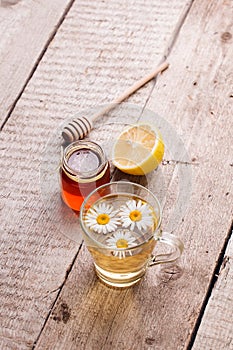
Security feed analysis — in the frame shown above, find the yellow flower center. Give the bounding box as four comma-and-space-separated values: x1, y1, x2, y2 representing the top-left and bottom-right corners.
129, 210, 142, 222
96, 213, 110, 225
116, 239, 129, 249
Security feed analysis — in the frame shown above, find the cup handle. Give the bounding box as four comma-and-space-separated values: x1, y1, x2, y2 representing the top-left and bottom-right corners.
149, 232, 184, 266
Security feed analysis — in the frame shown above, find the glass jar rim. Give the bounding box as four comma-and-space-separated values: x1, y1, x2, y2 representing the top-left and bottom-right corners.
62, 140, 108, 179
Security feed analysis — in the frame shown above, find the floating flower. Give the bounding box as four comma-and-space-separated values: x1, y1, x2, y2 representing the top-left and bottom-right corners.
119, 199, 154, 231
106, 230, 137, 258
84, 202, 120, 234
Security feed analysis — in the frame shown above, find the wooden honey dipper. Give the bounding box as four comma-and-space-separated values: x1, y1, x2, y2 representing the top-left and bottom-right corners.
62, 61, 169, 142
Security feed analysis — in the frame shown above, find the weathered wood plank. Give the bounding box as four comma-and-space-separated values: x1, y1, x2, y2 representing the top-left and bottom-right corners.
0, 0, 73, 127
34, 0, 233, 350
147, 0, 233, 348
0, 0, 190, 349
192, 232, 233, 350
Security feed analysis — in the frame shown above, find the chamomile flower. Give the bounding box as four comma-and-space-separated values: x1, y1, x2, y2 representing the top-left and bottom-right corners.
119, 199, 154, 231
106, 230, 137, 259
84, 202, 120, 234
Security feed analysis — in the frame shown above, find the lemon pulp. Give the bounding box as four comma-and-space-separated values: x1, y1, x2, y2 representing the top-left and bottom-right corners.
112, 123, 164, 175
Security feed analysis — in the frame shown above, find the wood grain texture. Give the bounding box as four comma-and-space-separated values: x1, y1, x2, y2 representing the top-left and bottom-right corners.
147, 0, 233, 348
34, 0, 233, 350
0, 0, 190, 349
192, 234, 233, 349
0, 0, 74, 127
0, 0, 21, 6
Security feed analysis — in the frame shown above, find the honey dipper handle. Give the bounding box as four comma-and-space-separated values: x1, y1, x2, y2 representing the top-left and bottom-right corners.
91, 61, 169, 122
113, 61, 169, 104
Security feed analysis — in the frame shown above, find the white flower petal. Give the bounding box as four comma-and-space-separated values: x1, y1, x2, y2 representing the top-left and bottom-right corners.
105, 230, 137, 252
119, 198, 154, 232
136, 199, 143, 209
126, 200, 136, 211
130, 222, 136, 230
84, 202, 121, 234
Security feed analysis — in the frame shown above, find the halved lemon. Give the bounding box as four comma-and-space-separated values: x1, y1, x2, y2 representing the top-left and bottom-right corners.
112, 123, 164, 175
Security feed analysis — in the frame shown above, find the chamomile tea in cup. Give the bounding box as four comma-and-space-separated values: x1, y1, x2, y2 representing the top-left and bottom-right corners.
80, 181, 184, 288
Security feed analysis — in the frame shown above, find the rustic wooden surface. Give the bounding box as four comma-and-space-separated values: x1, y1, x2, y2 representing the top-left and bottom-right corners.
0, 0, 232, 349
147, 1, 233, 349
193, 235, 233, 349
0, 0, 74, 127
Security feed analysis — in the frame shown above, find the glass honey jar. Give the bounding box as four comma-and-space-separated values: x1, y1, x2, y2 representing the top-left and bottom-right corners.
60, 140, 110, 212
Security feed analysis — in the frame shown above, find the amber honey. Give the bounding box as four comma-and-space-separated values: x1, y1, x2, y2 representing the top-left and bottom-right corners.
60, 140, 110, 212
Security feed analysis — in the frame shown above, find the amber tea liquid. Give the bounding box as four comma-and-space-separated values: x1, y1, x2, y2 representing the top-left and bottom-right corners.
83, 193, 158, 287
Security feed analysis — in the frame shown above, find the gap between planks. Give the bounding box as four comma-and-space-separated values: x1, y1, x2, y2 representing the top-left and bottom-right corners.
31, 0, 196, 348
32, 242, 84, 350
141, 0, 195, 114
143, 0, 233, 348
0, 0, 76, 132
186, 221, 233, 349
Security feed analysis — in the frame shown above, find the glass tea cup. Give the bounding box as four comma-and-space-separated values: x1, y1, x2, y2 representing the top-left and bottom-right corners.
80, 181, 184, 288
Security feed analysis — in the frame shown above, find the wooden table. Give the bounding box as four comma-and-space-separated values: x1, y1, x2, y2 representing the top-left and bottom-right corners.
0, 0, 232, 349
